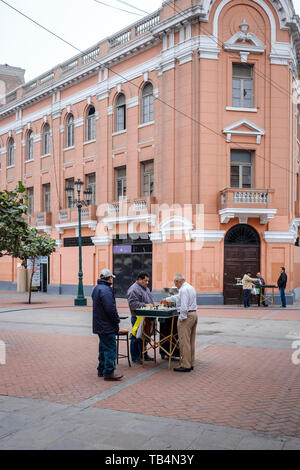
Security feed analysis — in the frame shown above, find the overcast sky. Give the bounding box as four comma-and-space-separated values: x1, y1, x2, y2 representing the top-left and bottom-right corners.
1, 0, 300, 83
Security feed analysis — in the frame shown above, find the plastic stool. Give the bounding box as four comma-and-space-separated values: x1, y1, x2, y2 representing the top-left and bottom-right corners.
116, 329, 131, 367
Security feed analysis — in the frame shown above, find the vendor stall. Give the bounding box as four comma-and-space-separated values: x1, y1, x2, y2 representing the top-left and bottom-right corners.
135, 306, 179, 370
260, 285, 277, 307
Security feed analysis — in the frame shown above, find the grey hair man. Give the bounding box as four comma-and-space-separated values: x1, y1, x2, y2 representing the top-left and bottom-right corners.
166, 273, 198, 372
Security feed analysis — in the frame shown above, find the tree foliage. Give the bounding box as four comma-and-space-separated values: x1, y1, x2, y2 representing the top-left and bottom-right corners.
0, 182, 56, 303
0, 181, 30, 258
18, 228, 56, 303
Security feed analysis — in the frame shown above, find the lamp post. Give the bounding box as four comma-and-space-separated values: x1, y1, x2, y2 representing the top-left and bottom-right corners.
65, 179, 92, 306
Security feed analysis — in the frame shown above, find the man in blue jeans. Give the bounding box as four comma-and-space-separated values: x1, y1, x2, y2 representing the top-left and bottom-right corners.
92, 269, 123, 381
277, 267, 288, 308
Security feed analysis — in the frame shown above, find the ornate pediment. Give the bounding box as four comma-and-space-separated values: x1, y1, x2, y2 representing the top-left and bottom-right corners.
224, 19, 266, 62
223, 119, 265, 144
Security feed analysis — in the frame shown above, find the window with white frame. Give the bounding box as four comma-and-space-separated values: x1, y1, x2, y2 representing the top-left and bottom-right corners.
43, 183, 51, 212
115, 166, 126, 199
141, 83, 154, 124
86, 173, 96, 205
8, 137, 14, 167
27, 187, 34, 215
86, 106, 96, 141
66, 114, 74, 148
232, 63, 253, 108
27, 130, 34, 161
230, 150, 253, 188
115, 93, 126, 132
43, 123, 51, 155
141, 160, 154, 196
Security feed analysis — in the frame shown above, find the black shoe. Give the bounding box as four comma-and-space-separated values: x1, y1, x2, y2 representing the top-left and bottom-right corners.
132, 359, 143, 364
103, 373, 123, 381
173, 367, 191, 372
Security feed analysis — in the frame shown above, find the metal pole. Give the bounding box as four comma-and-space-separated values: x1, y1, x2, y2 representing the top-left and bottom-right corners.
74, 200, 87, 306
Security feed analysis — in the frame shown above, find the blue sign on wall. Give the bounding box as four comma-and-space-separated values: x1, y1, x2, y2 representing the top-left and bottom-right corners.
113, 245, 132, 254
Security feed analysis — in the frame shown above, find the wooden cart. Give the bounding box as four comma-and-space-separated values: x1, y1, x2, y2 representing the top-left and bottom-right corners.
260, 285, 277, 307
135, 307, 179, 370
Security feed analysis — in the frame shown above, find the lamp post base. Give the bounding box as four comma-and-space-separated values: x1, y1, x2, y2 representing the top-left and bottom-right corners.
74, 297, 87, 306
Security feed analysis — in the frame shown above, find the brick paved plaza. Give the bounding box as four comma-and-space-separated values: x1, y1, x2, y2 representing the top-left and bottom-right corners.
0, 291, 300, 450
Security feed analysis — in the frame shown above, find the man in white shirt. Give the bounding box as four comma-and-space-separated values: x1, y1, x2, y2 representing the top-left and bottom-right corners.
166, 273, 198, 372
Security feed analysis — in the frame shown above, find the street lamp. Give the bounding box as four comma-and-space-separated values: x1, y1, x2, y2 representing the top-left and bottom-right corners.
65, 179, 92, 306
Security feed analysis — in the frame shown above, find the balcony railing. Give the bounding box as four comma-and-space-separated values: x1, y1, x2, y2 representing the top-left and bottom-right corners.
109, 29, 131, 49
35, 212, 52, 226
219, 188, 275, 208
107, 197, 156, 216
135, 13, 160, 36
58, 205, 97, 224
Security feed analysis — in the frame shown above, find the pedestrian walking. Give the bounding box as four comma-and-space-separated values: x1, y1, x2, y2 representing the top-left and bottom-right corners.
92, 268, 123, 381
127, 272, 155, 364
242, 271, 258, 308
165, 273, 198, 372
277, 267, 288, 308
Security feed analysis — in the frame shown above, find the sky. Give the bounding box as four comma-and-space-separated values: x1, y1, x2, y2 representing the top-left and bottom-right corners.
0, 0, 300, 83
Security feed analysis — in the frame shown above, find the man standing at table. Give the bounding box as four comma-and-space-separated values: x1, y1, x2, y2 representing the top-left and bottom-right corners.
127, 272, 155, 364
242, 271, 258, 308
92, 268, 123, 381
277, 267, 288, 308
166, 273, 198, 373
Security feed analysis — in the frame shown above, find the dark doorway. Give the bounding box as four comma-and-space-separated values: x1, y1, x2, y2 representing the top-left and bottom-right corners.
224, 224, 260, 304
113, 234, 152, 298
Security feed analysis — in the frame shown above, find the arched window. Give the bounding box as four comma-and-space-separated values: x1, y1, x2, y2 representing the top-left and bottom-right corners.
43, 123, 50, 155
66, 114, 74, 148
86, 106, 96, 141
8, 137, 15, 167
115, 93, 126, 132
26, 130, 34, 161
141, 82, 154, 124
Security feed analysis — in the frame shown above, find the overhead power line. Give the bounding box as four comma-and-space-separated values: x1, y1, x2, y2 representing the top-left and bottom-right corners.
92, 0, 143, 16
114, 0, 150, 15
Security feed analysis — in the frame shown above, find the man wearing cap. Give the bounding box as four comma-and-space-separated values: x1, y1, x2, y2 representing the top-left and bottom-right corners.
242, 271, 258, 308
92, 269, 123, 381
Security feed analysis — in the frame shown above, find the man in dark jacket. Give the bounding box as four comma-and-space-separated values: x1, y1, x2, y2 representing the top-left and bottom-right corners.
92, 268, 123, 381
127, 272, 154, 364
277, 267, 288, 308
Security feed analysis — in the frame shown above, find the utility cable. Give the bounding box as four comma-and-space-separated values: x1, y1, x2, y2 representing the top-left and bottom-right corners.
92, 0, 143, 16
114, 0, 150, 15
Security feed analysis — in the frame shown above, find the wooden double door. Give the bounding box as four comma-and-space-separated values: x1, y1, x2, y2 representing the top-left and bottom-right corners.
223, 224, 260, 305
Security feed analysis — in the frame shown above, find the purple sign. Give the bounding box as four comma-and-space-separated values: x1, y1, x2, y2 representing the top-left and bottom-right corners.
113, 245, 132, 254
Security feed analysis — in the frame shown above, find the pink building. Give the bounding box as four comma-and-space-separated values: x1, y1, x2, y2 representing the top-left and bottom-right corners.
0, 0, 300, 304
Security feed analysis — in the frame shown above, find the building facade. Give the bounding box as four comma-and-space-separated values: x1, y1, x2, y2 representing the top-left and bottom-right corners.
0, 0, 300, 303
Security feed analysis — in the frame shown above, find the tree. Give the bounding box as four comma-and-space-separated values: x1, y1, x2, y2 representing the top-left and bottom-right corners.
0, 181, 30, 258
0, 182, 56, 303
17, 227, 56, 304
